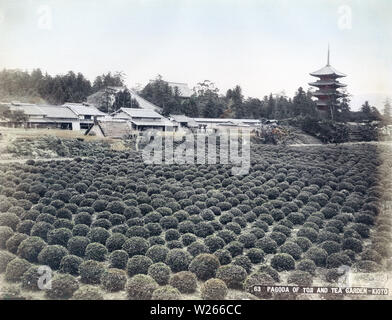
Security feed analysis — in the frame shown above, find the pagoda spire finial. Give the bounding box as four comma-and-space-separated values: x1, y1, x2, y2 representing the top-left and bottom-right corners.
327, 43, 330, 66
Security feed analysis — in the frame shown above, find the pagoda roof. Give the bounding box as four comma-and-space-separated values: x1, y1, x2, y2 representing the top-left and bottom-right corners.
310, 64, 346, 78
309, 80, 347, 87
313, 91, 344, 97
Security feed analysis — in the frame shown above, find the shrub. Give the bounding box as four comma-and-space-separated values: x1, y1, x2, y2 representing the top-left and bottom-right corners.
126, 274, 159, 300
109, 250, 129, 269
16, 220, 35, 235
246, 248, 264, 264
45, 274, 79, 300
67, 236, 90, 257
101, 268, 127, 292
259, 264, 280, 282
105, 233, 127, 252
166, 249, 192, 272
189, 254, 221, 281
72, 286, 104, 300
270, 253, 295, 271
152, 285, 182, 300
225, 241, 244, 257
201, 278, 228, 300
194, 222, 215, 237
165, 229, 180, 241
305, 247, 328, 267
5, 258, 31, 282
87, 227, 110, 245
297, 259, 317, 275
237, 233, 257, 249
244, 272, 275, 299
0, 250, 16, 272
21, 266, 41, 291
30, 221, 54, 241
72, 224, 90, 237
297, 227, 318, 243
47, 228, 72, 247
181, 233, 197, 246
85, 242, 108, 261
233, 255, 252, 274
160, 216, 179, 230
17, 236, 47, 262
122, 237, 149, 257
38, 245, 68, 270
287, 271, 313, 286
169, 271, 198, 293
148, 262, 171, 285
270, 231, 287, 246
79, 260, 105, 284
216, 230, 237, 244
59, 255, 83, 276
214, 249, 232, 266
320, 241, 341, 255
326, 252, 352, 269
0, 226, 14, 249
127, 255, 153, 276
0, 212, 20, 230
74, 212, 92, 226
216, 264, 247, 289
361, 249, 382, 264
280, 241, 302, 260
342, 237, 363, 253
204, 236, 225, 253
6, 233, 28, 254
255, 237, 278, 254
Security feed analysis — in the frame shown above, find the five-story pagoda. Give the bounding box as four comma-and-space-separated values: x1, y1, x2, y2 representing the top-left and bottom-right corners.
309, 47, 347, 118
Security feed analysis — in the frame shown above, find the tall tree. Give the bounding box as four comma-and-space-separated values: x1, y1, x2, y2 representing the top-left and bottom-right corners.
112, 89, 139, 111
383, 98, 391, 124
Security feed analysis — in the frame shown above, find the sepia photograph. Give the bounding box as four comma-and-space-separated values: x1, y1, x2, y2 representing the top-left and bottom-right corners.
0, 0, 391, 309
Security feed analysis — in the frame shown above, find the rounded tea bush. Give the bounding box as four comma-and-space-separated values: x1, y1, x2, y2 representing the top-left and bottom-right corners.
204, 236, 225, 253
165, 249, 192, 272
259, 264, 280, 282
297, 227, 318, 243
224, 241, 244, 257
280, 241, 303, 260
17, 236, 47, 263
297, 259, 317, 275
294, 237, 312, 252
189, 254, 221, 280
79, 260, 105, 284
152, 285, 182, 300
127, 255, 153, 276
305, 247, 328, 267
45, 274, 79, 300
59, 255, 83, 276
105, 233, 127, 252
0, 226, 14, 248
87, 227, 110, 245
21, 266, 40, 291
148, 262, 171, 285
246, 248, 264, 264
233, 255, 252, 274
214, 249, 232, 266
47, 228, 72, 247
38, 245, 68, 270
169, 271, 198, 293
201, 278, 228, 300
6, 233, 28, 254
255, 237, 278, 254
0, 212, 20, 230
5, 258, 31, 282
0, 250, 16, 272
85, 242, 108, 261
101, 268, 127, 292
270, 253, 295, 272
287, 270, 313, 286
109, 250, 129, 269
72, 224, 90, 237
72, 285, 104, 300
216, 264, 247, 289
146, 245, 169, 263
127, 274, 159, 300
326, 253, 352, 269
342, 237, 363, 253
67, 236, 90, 257
122, 237, 149, 257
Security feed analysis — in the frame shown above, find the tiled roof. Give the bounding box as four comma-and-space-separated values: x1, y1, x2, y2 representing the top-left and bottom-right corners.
63, 103, 106, 116
310, 65, 346, 78
119, 108, 163, 119
9, 104, 46, 116
38, 105, 78, 119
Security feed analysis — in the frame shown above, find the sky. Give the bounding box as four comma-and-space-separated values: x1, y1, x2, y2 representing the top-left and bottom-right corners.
0, 0, 391, 110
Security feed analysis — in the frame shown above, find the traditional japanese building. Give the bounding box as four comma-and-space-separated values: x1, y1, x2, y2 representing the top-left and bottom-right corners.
309, 47, 347, 118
